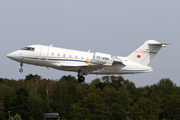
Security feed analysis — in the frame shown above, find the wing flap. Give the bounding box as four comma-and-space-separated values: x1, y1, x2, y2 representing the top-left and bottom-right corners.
80, 66, 103, 75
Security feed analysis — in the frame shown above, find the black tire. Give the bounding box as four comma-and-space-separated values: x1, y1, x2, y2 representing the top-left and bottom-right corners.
19, 69, 23, 73
78, 75, 85, 82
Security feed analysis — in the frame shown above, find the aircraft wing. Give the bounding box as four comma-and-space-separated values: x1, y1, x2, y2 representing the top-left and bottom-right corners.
51, 62, 104, 75
78, 56, 116, 75
51, 56, 126, 75
79, 56, 127, 75
79, 65, 104, 75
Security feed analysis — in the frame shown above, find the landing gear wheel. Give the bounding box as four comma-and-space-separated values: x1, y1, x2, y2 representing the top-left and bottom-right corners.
19, 63, 23, 73
78, 75, 85, 82
19, 69, 23, 73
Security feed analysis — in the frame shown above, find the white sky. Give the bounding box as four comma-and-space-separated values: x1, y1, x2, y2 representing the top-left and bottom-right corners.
1, 1, 179, 87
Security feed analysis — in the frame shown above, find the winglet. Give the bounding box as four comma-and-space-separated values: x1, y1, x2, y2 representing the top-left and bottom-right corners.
103, 56, 116, 66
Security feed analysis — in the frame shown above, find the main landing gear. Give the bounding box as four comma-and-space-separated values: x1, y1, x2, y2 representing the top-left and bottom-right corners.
78, 75, 85, 82
77, 70, 85, 82
19, 63, 23, 73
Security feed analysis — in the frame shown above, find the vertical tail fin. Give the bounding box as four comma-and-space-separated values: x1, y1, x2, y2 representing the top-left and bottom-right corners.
127, 40, 167, 65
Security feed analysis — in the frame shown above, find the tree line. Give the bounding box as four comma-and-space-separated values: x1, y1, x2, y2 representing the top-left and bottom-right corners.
0, 74, 180, 120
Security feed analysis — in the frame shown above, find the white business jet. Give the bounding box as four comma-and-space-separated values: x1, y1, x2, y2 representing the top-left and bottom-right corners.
7, 40, 167, 82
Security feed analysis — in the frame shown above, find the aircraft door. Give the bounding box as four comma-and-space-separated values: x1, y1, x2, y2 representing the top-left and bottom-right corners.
40, 45, 49, 61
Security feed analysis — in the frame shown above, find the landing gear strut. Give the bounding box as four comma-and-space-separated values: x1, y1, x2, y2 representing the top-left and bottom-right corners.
19, 63, 23, 73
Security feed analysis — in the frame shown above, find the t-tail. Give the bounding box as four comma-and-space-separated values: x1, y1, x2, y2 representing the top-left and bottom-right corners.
127, 40, 168, 66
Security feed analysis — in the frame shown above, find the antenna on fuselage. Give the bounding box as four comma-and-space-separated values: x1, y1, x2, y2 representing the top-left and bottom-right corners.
50, 44, 53, 47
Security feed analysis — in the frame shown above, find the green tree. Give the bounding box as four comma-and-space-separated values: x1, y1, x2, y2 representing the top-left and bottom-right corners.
61, 75, 76, 82
51, 75, 81, 119
95, 81, 106, 91
102, 86, 118, 105
4, 87, 17, 119
15, 87, 30, 119
91, 78, 101, 85
0, 78, 4, 83
118, 86, 131, 110
110, 103, 126, 120
25, 74, 39, 82
71, 93, 110, 120
27, 75, 42, 92
123, 79, 138, 101
10, 116, 14, 120
28, 90, 43, 120
150, 78, 176, 98
3, 79, 26, 91
14, 114, 22, 120
71, 104, 91, 120
0, 83, 11, 119
129, 98, 161, 120
160, 95, 180, 119
1, 75, 180, 120
100, 76, 125, 90
110, 76, 125, 90
101, 76, 110, 83
38, 79, 56, 101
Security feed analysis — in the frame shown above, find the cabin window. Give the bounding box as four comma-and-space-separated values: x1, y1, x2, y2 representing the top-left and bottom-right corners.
63, 54, 66, 57
21, 47, 35, 51
87, 57, 89, 60
75, 56, 77, 59
58, 53, 60, 56
52, 52, 54, 55
81, 56, 83, 60
69, 55, 71, 58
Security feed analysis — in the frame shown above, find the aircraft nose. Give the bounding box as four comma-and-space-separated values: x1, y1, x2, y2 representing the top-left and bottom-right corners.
7, 50, 23, 62
7, 52, 18, 60
7, 53, 12, 58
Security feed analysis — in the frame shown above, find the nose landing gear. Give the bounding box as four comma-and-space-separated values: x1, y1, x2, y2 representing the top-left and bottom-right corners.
19, 63, 23, 73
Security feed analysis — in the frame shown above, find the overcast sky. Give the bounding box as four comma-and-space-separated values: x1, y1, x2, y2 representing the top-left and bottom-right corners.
1, 1, 179, 87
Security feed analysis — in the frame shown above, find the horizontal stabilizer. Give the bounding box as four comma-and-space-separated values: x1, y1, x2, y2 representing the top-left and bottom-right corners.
148, 42, 170, 47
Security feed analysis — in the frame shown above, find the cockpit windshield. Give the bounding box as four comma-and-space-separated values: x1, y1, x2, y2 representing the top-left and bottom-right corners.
21, 47, 35, 51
